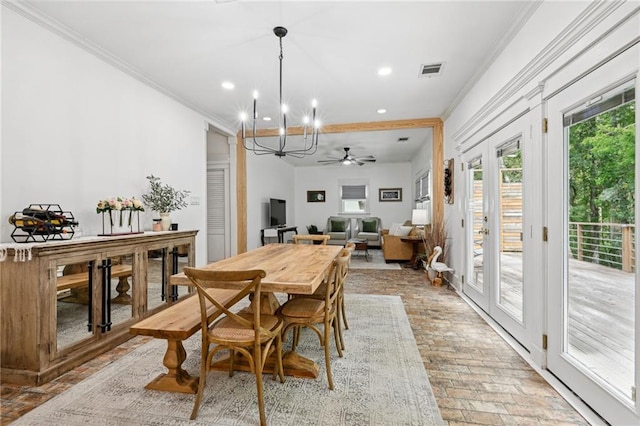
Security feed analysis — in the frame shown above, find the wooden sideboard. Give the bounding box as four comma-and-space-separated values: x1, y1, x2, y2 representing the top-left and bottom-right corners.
0, 231, 197, 385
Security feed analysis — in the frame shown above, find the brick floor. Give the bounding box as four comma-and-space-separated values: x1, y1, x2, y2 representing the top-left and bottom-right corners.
1, 264, 589, 425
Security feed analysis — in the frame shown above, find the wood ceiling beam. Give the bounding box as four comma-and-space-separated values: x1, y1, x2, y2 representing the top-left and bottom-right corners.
236, 117, 444, 253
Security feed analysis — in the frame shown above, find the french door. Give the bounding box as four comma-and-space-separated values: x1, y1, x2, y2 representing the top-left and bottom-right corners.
462, 116, 528, 346
546, 46, 638, 424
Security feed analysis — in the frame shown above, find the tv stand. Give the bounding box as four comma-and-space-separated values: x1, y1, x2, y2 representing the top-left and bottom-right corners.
261, 226, 298, 245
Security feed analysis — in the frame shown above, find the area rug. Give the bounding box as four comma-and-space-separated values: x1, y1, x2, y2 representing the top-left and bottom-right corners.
349, 248, 402, 270
14, 295, 443, 426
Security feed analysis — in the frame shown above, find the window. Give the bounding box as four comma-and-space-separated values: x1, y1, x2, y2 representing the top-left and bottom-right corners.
339, 181, 369, 214
415, 171, 430, 201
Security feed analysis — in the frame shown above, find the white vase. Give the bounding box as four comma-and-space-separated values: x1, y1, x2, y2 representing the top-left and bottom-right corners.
160, 213, 171, 231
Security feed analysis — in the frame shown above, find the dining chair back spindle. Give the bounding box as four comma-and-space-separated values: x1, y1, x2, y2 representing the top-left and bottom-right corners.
184, 267, 285, 425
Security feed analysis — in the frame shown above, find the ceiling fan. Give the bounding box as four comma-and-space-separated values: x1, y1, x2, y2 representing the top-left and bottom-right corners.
317, 147, 376, 166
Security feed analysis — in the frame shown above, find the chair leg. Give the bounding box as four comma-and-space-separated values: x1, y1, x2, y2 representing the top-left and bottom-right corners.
229, 349, 235, 377
324, 320, 334, 390
190, 350, 209, 420
275, 334, 285, 383
333, 318, 343, 358
340, 294, 349, 330
254, 353, 267, 426
336, 312, 345, 352
291, 325, 301, 351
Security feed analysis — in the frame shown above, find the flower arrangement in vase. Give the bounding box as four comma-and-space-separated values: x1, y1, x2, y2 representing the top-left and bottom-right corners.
96, 197, 145, 236
141, 175, 190, 231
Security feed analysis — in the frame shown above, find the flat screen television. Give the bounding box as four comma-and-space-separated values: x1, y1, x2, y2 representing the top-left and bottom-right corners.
269, 198, 286, 227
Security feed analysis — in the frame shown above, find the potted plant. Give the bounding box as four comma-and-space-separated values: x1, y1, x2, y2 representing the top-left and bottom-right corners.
306, 224, 321, 235
141, 175, 190, 231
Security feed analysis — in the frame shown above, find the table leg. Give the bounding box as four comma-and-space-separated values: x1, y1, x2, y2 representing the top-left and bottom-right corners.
144, 339, 199, 394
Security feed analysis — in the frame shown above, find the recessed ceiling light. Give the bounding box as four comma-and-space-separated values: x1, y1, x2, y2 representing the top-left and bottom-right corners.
262, 116, 272, 121
378, 67, 392, 76
377, 109, 387, 114
221, 81, 235, 90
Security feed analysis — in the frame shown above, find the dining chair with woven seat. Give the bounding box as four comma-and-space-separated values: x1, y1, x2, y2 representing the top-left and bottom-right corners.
183, 267, 285, 425
276, 252, 349, 390
305, 248, 351, 351
293, 234, 331, 245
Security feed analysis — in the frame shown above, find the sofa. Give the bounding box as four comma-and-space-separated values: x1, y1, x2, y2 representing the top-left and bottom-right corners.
324, 216, 351, 245
353, 217, 382, 247
381, 221, 416, 262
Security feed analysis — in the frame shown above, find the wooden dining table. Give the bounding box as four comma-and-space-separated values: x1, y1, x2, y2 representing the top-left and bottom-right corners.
169, 243, 343, 379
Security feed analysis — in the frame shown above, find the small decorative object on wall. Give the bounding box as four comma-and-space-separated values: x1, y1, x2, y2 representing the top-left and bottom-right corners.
379, 188, 402, 202
8, 204, 78, 243
444, 158, 454, 204
307, 190, 325, 202
96, 197, 145, 236
142, 175, 190, 231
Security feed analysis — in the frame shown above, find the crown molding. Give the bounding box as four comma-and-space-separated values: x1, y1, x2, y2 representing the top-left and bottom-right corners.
2, 0, 235, 135
442, 1, 542, 121
452, 0, 627, 145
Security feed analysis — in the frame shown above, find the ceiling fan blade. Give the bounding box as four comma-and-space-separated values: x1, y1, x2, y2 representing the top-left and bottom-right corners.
354, 158, 376, 162
317, 160, 340, 163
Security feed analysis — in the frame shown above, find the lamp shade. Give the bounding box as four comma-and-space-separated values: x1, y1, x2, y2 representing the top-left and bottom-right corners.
411, 209, 430, 226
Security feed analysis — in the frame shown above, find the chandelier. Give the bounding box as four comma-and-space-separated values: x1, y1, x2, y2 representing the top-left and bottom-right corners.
240, 26, 320, 158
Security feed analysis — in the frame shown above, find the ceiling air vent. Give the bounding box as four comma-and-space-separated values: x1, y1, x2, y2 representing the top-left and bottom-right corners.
397, 137, 409, 143
419, 62, 444, 78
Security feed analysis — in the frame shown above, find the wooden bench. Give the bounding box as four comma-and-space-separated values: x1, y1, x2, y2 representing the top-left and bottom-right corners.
129, 288, 240, 394
57, 264, 133, 304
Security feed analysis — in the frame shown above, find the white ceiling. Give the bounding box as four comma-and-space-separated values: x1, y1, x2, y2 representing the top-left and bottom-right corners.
22, 0, 535, 166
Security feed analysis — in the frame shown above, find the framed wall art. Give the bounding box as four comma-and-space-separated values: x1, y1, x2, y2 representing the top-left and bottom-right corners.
307, 190, 326, 203
379, 188, 402, 202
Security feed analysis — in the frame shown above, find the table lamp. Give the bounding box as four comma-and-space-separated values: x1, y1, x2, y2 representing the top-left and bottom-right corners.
411, 208, 430, 229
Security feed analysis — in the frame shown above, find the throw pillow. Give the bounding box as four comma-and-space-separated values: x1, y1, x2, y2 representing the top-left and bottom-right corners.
331, 220, 345, 232
394, 226, 413, 237
362, 220, 377, 233
389, 223, 402, 235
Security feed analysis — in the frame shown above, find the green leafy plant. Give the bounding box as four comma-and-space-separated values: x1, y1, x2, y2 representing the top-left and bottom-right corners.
141, 175, 190, 214
307, 224, 319, 234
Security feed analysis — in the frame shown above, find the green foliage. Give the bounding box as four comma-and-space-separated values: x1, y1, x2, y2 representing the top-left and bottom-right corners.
569, 101, 635, 225
568, 101, 635, 269
141, 175, 190, 214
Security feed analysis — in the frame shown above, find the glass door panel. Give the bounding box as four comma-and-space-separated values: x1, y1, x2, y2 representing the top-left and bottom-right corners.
147, 247, 167, 311
56, 258, 95, 350
565, 90, 635, 398
468, 157, 485, 294
546, 48, 638, 424
497, 144, 523, 322
107, 252, 135, 329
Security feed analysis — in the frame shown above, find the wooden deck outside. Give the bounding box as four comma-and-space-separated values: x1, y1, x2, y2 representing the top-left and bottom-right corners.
483, 252, 635, 396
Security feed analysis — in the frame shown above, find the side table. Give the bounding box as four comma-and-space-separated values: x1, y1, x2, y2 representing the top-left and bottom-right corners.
347, 238, 369, 261
400, 236, 423, 269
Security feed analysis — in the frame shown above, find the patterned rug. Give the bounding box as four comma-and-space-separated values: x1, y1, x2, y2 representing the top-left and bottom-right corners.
14, 295, 443, 426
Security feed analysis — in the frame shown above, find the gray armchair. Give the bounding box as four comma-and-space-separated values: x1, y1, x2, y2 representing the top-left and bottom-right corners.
324, 216, 351, 245
354, 217, 382, 247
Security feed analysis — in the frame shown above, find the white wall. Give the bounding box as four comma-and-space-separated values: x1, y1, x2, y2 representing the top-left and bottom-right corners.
246, 154, 295, 249
294, 162, 413, 234
1, 8, 213, 265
